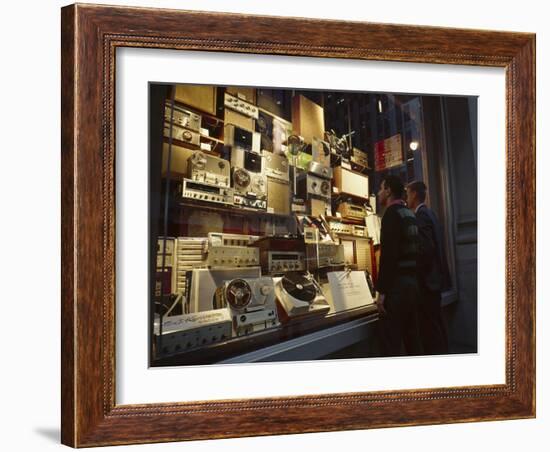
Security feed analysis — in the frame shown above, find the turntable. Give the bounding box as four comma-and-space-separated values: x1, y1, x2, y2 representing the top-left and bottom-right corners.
274, 272, 330, 319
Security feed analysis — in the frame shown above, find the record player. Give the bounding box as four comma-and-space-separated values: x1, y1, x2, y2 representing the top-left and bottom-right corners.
274, 272, 330, 319
216, 277, 280, 336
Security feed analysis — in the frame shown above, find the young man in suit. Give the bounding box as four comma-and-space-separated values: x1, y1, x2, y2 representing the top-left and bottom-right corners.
375, 175, 422, 356
406, 181, 451, 354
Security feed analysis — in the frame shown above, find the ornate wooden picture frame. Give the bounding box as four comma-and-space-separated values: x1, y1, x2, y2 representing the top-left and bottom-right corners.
61, 3, 535, 447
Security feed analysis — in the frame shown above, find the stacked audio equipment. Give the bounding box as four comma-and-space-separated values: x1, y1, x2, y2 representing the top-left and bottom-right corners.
155, 85, 380, 360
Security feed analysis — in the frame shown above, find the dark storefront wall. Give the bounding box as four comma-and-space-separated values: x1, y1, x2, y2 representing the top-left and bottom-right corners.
423, 96, 478, 352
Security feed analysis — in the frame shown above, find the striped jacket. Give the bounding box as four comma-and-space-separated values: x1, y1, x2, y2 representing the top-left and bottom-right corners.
375, 203, 419, 294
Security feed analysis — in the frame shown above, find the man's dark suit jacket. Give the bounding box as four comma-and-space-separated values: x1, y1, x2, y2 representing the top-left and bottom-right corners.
416, 205, 451, 293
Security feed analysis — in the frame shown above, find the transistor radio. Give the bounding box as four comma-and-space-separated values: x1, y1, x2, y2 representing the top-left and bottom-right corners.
164, 103, 201, 131
187, 151, 231, 188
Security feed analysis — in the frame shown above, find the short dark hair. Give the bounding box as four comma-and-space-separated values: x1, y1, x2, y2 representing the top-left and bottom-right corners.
407, 180, 427, 202
382, 175, 405, 199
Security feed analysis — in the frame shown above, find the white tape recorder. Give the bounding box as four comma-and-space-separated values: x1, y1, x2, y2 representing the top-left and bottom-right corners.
216, 277, 280, 336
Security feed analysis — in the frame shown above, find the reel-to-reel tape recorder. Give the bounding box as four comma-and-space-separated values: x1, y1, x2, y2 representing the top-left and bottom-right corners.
188, 151, 231, 187
215, 277, 280, 336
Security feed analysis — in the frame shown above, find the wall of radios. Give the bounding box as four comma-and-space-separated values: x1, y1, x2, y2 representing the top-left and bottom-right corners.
154, 85, 381, 358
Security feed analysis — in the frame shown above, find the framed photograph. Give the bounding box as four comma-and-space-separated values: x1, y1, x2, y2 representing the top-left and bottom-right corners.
61, 3, 535, 447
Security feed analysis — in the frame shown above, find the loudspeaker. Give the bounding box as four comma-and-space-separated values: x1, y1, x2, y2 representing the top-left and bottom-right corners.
174, 85, 217, 115
333, 167, 369, 199
267, 177, 291, 215
292, 94, 325, 144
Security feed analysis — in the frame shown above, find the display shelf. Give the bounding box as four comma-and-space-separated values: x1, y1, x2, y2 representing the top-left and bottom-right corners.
325, 214, 366, 225
177, 198, 294, 221
153, 304, 378, 366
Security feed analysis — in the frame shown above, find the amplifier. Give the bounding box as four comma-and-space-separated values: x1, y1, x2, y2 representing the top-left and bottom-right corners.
187, 267, 262, 313
224, 92, 259, 119
306, 243, 345, 269
154, 309, 232, 357
164, 103, 201, 131
263, 150, 290, 182
208, 233, 259, 247
329, 221, 353, 236
333, 167, 369, 199
164, 123, 200, 146
226, 86, 256, 104
260, 250, 306, 274
351, 147, 369, 167
296, 173, 331, 201
173, 84, 217, 115
182, 179, 234, 205
266, 178, 291, 215
307, 161, 332, 179
206, 246, 260, 268
337, 202, 367, 221
187, 151, 231, 188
